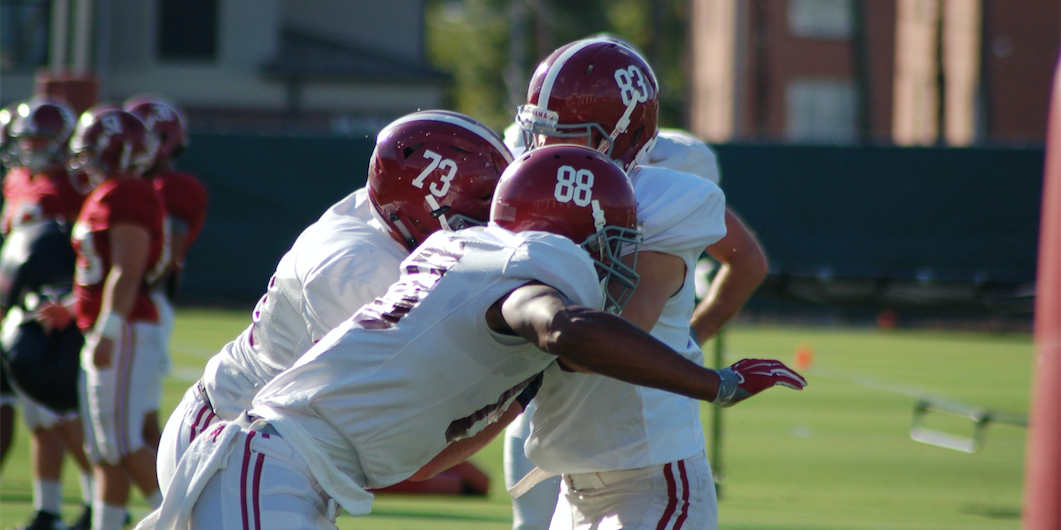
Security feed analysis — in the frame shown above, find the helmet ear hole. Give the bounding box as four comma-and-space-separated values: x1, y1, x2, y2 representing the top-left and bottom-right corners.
629, 128, 643, 151
402, 144, 424, 159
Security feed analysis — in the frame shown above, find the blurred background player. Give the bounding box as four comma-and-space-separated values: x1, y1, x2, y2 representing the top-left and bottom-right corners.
0, 103, 17, 474
123, 95, 208, 452
0, 98, 97, 530
503, 37, 762, 530
38, 108, 166, 530
140, 144, 805, 530
155, 110, 512, 492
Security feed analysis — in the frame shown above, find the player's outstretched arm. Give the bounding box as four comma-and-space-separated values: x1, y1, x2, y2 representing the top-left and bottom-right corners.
690, 207, 768, 344
491, 283, 806, 404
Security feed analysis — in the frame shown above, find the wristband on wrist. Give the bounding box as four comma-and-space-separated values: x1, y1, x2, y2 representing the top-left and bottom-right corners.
713, 367, 742, 408
95, 312, 125, 341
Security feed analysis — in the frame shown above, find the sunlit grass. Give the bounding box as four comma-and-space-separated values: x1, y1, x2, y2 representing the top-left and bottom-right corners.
0, 309, 1032, 530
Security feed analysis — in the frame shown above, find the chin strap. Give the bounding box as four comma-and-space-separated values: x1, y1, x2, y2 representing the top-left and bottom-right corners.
599, 97, 639, 157
388, 213, 417, 249
424, 195, 451, 231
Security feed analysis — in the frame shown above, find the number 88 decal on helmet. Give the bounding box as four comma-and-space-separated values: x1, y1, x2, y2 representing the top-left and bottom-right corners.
490, 144, 641, 314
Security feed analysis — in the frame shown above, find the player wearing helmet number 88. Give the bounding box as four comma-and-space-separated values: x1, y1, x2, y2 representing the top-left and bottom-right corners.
137, 144, 793, 530
505, 38, 804, 530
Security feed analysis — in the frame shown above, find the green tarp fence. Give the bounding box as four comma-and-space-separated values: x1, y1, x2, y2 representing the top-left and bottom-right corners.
176, 135, 1044, 306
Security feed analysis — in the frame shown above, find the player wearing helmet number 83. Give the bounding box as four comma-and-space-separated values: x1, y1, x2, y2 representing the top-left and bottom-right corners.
137, 144, 795, 530
504, 38, 804, 530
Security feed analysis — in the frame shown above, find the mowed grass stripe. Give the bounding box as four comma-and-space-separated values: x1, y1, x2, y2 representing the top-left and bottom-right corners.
0, 309, 1032, 530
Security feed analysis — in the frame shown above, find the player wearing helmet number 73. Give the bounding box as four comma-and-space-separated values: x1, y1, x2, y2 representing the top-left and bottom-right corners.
154, 110, 513, 495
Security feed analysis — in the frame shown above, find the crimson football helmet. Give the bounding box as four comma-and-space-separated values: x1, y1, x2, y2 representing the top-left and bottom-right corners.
69, 108, 158, 186
8, 98, 77, 172
368, 110, 513, 250
123, 95, 188, 160
490, 144, 641, 314
517, 38, 659, 172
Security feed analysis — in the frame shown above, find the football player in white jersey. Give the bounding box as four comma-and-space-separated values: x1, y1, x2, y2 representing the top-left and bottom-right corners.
136, 144, 804, 530
155, 110, 513, 491
503, 38, 775, 530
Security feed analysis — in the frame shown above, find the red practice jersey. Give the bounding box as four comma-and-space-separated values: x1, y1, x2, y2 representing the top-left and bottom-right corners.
152, 170, 208, 258
72, 178, 168, 329
1, 166, 86, 235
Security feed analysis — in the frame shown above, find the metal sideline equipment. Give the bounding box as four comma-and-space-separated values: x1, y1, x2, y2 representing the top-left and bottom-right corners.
909, 398, 1027, 454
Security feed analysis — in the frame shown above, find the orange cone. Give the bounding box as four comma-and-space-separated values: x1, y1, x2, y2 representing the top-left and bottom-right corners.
793, 344, 814, 371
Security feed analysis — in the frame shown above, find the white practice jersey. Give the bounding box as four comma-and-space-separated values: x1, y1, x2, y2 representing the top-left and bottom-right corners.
503, 125, 720, 186
648, 129, 721, 185
249, 226, 603, 502
527, 164, 727, 474
201, 188, 409, 419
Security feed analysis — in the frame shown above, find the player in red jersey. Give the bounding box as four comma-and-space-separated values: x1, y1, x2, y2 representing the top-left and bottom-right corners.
1, 98, 101, 530
124, 95, 208, 451
39, 108, 167, 530
1, 99, 85, 234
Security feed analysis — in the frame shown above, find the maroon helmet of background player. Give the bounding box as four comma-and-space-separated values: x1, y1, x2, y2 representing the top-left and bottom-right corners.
517, 38, 660, 172
8, 98, 77, 172
368, 110, 513, 250
69, 109, 157, 187
124, 95, 188, 161
490, 144, 641, 314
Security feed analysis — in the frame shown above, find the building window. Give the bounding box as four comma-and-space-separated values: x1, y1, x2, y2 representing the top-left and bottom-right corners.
158, 0, 219, 61
0, 0, 50, 74
788, 0, 853, 39
786, 79, 857, 143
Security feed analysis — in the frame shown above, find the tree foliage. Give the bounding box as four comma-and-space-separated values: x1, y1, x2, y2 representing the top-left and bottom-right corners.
425, 0, 691, 133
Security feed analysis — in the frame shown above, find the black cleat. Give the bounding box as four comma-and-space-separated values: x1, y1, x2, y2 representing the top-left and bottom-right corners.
12, 510, 66, 530
66, 505, 91, 530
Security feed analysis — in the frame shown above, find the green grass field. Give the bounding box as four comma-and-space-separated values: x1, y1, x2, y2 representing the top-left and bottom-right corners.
0, 308, 1032, 530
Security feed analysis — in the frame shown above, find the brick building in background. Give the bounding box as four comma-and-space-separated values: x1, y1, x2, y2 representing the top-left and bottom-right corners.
691, 0, 1059, 146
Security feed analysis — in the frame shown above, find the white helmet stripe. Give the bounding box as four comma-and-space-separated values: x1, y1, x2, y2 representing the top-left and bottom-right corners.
538, 38, 613, 111
381, 111, 513, 164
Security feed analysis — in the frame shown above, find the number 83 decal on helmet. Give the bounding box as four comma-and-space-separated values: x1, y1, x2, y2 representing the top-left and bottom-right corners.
491, 144, 642, 314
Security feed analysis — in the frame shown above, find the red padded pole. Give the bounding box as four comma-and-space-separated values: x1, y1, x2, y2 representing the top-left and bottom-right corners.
1022, 51, 1061, 530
